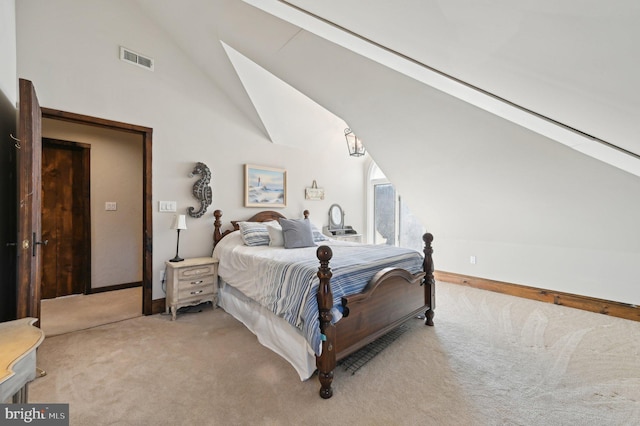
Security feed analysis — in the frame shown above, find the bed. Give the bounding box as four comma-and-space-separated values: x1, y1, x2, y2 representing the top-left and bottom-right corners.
211, 209, 435, 399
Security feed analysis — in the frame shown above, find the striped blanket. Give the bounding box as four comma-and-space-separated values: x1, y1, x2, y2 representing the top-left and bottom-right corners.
215, 233, 424, 355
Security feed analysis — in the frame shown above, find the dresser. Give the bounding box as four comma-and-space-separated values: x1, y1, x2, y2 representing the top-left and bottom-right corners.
322, 226, 363, 243
165, 257, 218, 320
0, 318, 45, 403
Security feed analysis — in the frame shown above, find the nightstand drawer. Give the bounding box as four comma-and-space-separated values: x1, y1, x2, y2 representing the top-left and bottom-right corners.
178, 282, 215, 300
178, 264, 216, 280
177, 274, 216, 289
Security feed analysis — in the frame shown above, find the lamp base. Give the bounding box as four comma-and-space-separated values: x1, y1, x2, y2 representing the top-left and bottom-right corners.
169, 256, 184, 262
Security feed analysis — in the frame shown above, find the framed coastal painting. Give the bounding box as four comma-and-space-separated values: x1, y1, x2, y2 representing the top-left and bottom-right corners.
244, 164, 287, 207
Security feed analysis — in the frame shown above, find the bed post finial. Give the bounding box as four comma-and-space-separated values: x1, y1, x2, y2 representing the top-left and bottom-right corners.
422, 232, 435, 326
316, 245, 335, 399
213, 210, 223, 247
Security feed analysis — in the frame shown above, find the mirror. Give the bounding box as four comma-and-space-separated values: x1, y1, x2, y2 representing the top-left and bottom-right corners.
328, 204, 344, 230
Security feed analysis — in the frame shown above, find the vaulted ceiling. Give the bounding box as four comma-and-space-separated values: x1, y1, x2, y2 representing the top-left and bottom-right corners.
135, 0, 640, 175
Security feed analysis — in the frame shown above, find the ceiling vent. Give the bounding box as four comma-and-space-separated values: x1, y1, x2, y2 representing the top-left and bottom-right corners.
120, 46, 154, 71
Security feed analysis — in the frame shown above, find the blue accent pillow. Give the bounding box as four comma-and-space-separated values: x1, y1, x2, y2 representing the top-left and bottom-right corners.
279, 218, 316, 249
238, 221, 273, 246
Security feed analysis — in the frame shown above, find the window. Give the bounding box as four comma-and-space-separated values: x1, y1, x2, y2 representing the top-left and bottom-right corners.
373, 182, 396, 245
368, 163, 425, 252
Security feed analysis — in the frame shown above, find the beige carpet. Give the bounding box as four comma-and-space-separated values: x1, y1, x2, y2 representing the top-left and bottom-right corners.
29, 282, 640, 425
40, 287, 142, 337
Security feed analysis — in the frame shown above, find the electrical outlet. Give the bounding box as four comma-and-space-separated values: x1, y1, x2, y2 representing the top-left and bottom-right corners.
470, 255, 477, 265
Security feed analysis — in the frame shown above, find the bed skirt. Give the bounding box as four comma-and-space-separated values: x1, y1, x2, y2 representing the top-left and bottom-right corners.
217, 279, 317, 381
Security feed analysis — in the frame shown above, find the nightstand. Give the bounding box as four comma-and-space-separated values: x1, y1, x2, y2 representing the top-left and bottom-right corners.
165, 257, 218, 320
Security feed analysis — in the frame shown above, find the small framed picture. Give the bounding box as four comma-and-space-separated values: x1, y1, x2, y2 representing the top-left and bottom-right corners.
305, 180, 325, 200
244, 164, 287, 208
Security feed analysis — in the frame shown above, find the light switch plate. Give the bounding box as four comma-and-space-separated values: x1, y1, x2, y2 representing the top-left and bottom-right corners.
159, 201, 177, 212
105, 202, 117, 211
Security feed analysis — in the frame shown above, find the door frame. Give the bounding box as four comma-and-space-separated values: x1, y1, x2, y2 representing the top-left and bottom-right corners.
41, 108, 154, 315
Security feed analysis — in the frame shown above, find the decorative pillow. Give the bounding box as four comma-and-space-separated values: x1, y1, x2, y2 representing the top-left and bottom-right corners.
238, 221, 274, 246
310, 223, 329, 242
279, 218, 316, 249
266, 222, 285, 247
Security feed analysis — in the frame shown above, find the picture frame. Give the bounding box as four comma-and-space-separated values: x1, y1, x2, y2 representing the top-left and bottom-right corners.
244, 164, 287, 208
305, 180, 325, 201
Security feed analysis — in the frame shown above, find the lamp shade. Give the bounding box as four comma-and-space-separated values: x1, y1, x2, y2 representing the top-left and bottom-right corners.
171, 214, 187, 230
344, 128, 366, 157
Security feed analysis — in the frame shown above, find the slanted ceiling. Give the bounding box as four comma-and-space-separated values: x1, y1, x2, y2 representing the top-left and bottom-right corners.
244, 0, 640, 176
131, 0, 640, 175
135, 0, 640, 175
221, 41, 348, 151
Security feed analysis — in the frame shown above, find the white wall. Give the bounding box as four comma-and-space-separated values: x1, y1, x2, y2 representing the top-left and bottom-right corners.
0, 0, 16, 105
16, 0, 366, 299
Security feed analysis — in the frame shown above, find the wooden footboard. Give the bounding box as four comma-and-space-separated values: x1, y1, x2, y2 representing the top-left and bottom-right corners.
335, 267, 426, 358
316, 233, 435, 399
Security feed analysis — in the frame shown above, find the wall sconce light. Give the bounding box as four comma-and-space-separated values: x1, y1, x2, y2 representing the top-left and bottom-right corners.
170, 214, 187, 262
344, 128, 366, 157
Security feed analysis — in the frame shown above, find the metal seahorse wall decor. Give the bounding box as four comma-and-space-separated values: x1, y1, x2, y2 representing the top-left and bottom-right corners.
187, 162, 212, 218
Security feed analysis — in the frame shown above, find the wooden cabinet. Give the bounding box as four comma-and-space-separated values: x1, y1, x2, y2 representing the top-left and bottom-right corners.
165, 257, 218, 320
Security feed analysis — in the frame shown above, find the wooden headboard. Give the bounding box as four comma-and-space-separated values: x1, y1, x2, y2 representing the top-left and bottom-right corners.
213, 209, 310, 247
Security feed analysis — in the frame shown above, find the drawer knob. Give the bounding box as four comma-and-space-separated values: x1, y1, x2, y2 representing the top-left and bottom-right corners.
191, 280, 203, 285
191, 290, 204, 295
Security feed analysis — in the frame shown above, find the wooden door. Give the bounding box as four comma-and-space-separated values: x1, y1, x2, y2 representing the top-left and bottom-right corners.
41, 139, 90, 299
16, 79, 43, 320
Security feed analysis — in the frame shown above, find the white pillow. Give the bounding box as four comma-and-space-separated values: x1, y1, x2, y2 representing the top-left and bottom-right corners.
267, 223, 285, 247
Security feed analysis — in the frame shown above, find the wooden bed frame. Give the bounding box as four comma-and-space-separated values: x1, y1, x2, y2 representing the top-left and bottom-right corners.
212, 209, 435, 399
